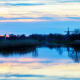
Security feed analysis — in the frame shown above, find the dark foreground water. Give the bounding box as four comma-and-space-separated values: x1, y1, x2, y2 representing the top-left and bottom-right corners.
0, 46, 80, 80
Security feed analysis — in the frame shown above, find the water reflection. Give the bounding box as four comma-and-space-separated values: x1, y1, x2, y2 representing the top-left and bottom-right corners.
0, 45, 64, 57
0, 47, 38, 57
55, 46, 63, 55
37, 45, 64, 55
68, 47, 80, 63
46, 45, 80, 63
0, 45, 80, 63
0, 46, 80, 79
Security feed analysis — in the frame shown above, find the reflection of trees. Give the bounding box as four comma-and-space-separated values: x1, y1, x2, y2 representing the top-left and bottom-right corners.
46, 45, 80, 62
47, 45, 55, 49
32, 49, 38, 57
2, 45, 80, 62
68, 47, 80, 63
55, 46, 63, 55
37, 45, 80, 63
46, 45, 63, 55
0, 47, 38, 57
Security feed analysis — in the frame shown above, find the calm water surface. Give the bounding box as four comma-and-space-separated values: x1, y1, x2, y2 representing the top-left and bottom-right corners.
0, 46, 80, 80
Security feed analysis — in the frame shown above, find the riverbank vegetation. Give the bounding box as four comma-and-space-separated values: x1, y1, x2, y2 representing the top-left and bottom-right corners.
0, 28, 80, 49
0, 40, 36, 50
29, 28, 80, 46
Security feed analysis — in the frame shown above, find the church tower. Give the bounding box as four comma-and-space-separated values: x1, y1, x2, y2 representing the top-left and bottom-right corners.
4, 34, 6, 40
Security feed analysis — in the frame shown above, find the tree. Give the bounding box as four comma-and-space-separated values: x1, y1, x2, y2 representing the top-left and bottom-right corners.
20, 34, 26, 40
70, 29, 80, 40
73, 28, 80, 35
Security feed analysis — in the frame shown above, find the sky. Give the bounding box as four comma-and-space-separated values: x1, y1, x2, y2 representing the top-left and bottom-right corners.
0, 0, 80, 35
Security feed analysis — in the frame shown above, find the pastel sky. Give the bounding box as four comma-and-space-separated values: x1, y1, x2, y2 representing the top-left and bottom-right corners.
0, 0, 80, 35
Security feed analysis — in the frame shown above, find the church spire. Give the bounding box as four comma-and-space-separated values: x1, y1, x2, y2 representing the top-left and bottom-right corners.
4, 34, 6, 40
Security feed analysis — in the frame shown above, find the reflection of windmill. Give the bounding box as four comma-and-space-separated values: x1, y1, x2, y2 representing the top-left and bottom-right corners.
64, 27, 73, 36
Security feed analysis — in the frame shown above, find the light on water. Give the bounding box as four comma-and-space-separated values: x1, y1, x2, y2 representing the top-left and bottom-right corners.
0, 46, 80, 80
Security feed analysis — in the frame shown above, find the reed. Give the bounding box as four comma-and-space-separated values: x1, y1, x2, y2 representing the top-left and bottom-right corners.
0, 40, 36, 49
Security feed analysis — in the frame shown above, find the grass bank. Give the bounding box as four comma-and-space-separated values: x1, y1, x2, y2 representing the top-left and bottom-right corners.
0, 40, 36, 50
36, 40, 73, 47
49, 40, 72, 45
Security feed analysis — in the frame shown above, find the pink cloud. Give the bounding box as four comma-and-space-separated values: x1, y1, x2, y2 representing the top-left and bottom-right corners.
0, 19, 50, 22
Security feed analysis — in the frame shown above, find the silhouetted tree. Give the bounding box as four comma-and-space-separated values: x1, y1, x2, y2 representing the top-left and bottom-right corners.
20, 34, 26, 40
73, 28, 80, 35
70, 28, 80, 40
9, 35, 17, 40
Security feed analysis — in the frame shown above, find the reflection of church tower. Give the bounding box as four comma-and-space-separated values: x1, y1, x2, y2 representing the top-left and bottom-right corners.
4, 34, 6, 40
67, 47, 70, 54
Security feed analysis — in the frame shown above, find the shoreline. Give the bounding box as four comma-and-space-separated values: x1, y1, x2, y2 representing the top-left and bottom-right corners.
0, 40, 36, 50
0, 40, 80, 50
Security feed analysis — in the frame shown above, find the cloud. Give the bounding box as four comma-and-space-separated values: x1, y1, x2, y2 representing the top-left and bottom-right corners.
0, 3, 44, 6
0, 16, 80, 22
58, 0, 80, 3
68, 17, 80, 20
3, 74, 45, 77
0, 17, 7, 20
59, 77, 80, 80
0, 0, 80, 22
0, 19, 50, 22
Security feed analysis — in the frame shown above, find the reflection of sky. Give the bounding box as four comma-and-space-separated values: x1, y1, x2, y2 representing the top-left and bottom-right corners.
0, 47, 80, 80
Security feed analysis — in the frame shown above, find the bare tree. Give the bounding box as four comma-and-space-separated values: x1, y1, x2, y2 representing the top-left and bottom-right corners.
73, 28, 80, 34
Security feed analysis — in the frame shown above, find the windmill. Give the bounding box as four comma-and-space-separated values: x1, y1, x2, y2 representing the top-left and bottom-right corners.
64, 27, 73, 36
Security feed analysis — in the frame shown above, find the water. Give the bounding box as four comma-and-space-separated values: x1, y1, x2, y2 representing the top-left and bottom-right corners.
0, 46, 80, 80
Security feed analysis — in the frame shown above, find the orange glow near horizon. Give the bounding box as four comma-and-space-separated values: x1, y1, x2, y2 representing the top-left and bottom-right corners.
0, 35, 29, 38
6, 35, 9, 37
0, 35, 4, 37
0, 35, 9, 37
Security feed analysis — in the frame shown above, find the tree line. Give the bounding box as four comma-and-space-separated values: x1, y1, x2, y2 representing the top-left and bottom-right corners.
5, 28, 80, 41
